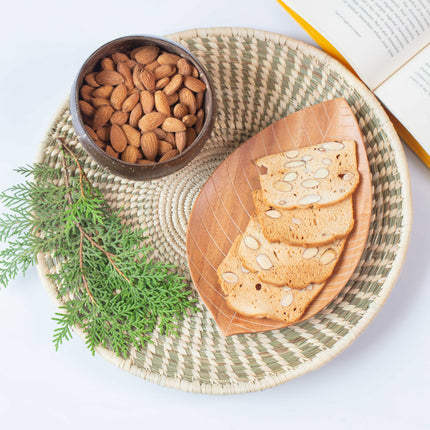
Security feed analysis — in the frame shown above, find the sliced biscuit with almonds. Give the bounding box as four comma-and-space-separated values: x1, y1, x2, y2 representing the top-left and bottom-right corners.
238, 217, 346, 288
217, 237, 325, 324
253, 190, 354, 247
257, 140, 359, 209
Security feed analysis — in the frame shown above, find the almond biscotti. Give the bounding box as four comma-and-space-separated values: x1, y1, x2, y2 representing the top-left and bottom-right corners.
217, 237, 325, 324
257, 140, 359, 209
238, 217, 346, 288
253, 190, 354, 246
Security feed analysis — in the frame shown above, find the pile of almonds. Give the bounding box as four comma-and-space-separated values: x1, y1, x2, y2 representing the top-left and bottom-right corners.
78, 45, 206, 164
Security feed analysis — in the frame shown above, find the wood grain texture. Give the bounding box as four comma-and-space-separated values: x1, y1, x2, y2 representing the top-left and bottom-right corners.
186, 98, 372, 336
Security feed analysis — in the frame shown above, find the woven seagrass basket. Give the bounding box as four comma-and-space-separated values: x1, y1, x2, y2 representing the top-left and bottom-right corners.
36, 28, 412, 394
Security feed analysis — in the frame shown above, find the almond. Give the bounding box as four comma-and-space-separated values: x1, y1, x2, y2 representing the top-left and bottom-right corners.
195, 108, 205, 134
96, 70, 124, 86
112, 52, 130, 63
256, 254, 273, 270
175, 131, 187, 153
221, 272, 239, 283
106, 145, 119, 158
122, 93, 139, 112
110, 83, 128, 110
159, 149, 179, 162
140, 132, 158, 161
93, 105, 113, 129
132, 65, 144, 90
155, 77, 170, 90
301, 179, 319, 189
266, 210, 282, 219
182, 114, 197, 127
177, 58, 193, 76
96, 126, 110, 142
126, 59, 137, 69
179, 88, 196, 115
91, 97, 111, 108
302, 248, 318, 260
140, 69, 155, 91
196, 91, 204, 109
145, 60, 160, 72
183, 76, 206, 93
129, 103, 142, 128
319, 249, 337, 265
152, 128, 167, 140
80, 85, 94, 101
165, 132, 176, 145
157, 140, 173, 156
84, 72, 100, 88
284, 172, 298, 182
93, 85, 114, 99
117, 61, 134, 89
110, 110, 129, 126
122, 124, 141, 147
110, 124, 127, 153
80, 114, 93, 127
130, 46, 143, 60
297, 195, 322, 206
163, 74, 183, 96
154, 91, 170, 116
153, 64, 176, 80
79, 100, 95, 117
121, 145, 139, 163
166, 92, 179, 106
85, 125, 99, 141
285, 149, 299, 158
135, 46, 159, 65
173, 103, 188, 119
138, 112, 166, 132
244, 235, 260, 250
274, 181, 292, 192
94, 139, 106, 150
157, 52, 180, 66
191, 66, 199, 78
186, 127, 196, 147
128, 87, 140, 96
161, 117, 186, 133
137, 159, 155, 165
140, 90, 155, 114
101, 57, 115, 71
314, 168, 329, 179
284, 160, 304, 168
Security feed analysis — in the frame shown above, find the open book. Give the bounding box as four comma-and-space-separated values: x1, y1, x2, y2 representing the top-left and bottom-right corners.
278, 0, 430, 167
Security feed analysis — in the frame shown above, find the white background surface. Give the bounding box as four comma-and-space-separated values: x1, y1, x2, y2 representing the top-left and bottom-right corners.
1, 1, 429, 429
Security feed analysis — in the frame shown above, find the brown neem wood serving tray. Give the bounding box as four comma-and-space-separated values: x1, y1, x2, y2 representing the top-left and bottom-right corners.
186, 98, 372, 336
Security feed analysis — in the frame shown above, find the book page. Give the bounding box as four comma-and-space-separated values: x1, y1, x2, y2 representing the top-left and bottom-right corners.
283, 0, 430, 90
375, 46, 430, 154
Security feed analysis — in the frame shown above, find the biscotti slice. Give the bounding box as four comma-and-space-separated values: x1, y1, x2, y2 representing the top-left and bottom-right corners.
217, 237, 325, 324
253, 190, 354, 246
257, 140, 359, 209
238, 217, 346, 287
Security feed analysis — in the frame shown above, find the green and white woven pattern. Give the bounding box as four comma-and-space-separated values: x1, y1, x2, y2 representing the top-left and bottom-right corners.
36, 28, 411, 394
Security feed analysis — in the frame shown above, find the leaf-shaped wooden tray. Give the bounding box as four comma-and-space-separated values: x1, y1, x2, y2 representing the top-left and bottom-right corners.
186, 98, 372, 336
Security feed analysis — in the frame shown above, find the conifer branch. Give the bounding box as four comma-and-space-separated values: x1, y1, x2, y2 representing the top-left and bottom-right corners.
0, 138, 197, 357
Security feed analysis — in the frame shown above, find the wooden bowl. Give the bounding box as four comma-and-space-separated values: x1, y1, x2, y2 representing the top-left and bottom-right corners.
70, 35, 215, 180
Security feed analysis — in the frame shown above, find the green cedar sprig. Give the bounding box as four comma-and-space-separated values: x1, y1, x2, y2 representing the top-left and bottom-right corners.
0, 138, 197, 358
